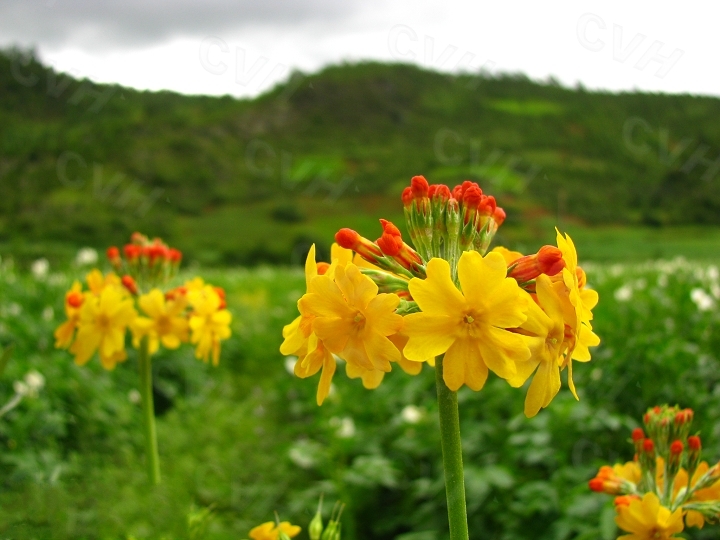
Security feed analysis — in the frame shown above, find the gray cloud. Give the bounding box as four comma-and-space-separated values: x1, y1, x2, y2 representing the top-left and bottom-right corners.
0, 0, 361, 49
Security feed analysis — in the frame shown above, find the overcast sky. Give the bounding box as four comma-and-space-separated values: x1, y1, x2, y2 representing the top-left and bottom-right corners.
0, 0, 717, 98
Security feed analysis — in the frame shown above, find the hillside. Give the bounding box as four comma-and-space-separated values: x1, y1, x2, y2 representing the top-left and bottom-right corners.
1, 48, 720, 265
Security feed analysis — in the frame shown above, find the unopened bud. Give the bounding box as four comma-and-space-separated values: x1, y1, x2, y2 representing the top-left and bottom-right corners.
410, 175, 429, 198
121, 275, 138, 296
66, 291, 84, 308
401, 187, 413, 207
631, 428, 645, 442
508, 246, 565, 284
492, 207, 506, 226
309, 511, 323, 540
614, 495, 640, 508
688, 435, 702, 451
643, 439, 655, 454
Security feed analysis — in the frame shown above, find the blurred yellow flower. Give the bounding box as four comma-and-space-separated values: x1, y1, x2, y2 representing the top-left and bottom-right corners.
249, 521, 301, 540
615, 492, 684, 540
675, 462, 720, 528
54, 280, 84, 348
403, 251, 529, 391
132, 289, 189, 355
299, 262, 403, 373
188, 285, 232, 366
86, 269, 121, 295
69, 285, 137, 369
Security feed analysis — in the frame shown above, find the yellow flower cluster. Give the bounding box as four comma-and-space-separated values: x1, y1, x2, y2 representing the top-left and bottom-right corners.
54, 270, 232, 368
590, 405, 720, 539
281, 176, 600, 416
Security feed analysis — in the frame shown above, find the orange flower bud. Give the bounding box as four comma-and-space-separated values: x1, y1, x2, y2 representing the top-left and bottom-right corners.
168, 248, 182, 263
107, 246, 120, 260
431, 184, 451, 201
121, 275, 138, 295
643, 439, 655, 453
410, 175, 429, 198
66, 291, 84, 308
316, 262, 331, 275
670, 440, 683, 455
631, 428, 645, 442
614, 495, 640, 508
376, 219, 424, 274
335, 228, 383, 260
124, 244, 142, 260
492, 207, 506, 226
688, 435, 702, 451
588, 478, 605, 492
401, 187, 413, 207
508, 245, 565, 283
478, 195, 496, 216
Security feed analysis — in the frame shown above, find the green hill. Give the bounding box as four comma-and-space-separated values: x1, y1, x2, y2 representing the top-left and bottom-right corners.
2, 48, 720, 265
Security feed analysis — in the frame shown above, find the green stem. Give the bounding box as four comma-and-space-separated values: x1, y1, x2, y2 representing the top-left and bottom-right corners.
138, 337, 161, 485
435, 355, 469, 540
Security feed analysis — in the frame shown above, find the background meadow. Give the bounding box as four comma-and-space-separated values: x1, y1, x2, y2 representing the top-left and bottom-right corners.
0, 253, 718, 539
1, 48, 720, 540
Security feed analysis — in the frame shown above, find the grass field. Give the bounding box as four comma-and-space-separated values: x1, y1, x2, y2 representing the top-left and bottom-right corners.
0, 247, 719, 539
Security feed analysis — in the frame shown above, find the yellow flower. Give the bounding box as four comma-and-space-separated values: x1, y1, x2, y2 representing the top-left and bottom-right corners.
615, 492, 684, 540
614, 461, 642, 485
674, 462, 720, 528
86, 269, 121, 295
132, 289, 189, 355
345, 332, 433, 390
509, 275, 566, 417
188, 285, 232, 366
554, 230, 600, 398
69, 284, 137, 369
403, 251, 530, 391
54, 281, 84, 348
299, 262, 403, 373
292, 332, 337, 406
249, 521, 301, 540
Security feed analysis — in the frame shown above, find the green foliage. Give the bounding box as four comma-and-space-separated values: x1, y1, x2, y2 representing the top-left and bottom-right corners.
3, 48, 720, 265
0, 255, 718, 539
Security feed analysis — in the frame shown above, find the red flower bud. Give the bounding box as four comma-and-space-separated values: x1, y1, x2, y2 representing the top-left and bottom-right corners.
614, 495, 640, 508
631, 428, 645, 442
588, 479, 605, 492
492, 207, 506, 226
106, 246, 120, 260
508, 245, 566, 283
688, 435, 702, 451
316, 262, 331, 275
410, 175, 429, 198
123, 244, 142, 260
670, 440, 684, 455
335, 228, 383, 260
451, 185, 463, 201
401, 187, 413, 207
66, 291, 84, 308
121, 275, 138, 295
432, 184, 451, 201
463, 186, 483, 209
168, 248, 182, 263
643, 439, 655, 453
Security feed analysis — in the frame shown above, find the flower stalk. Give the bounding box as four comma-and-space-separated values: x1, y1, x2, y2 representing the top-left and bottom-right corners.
138, 336, 161, 485
435, 355, 469, 540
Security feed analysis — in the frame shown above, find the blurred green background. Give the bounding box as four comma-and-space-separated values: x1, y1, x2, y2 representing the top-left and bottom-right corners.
1, 48, 720, 539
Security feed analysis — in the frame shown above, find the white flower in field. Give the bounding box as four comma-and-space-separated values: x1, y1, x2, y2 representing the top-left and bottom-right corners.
614, 284, 633, 302
128, 389, 142, 404
13, 380, 29, 397
708, 265, 719, 282
401, 405, 423, 424
25, 371, 44, 391
42, 306, 54, 321
712, 284, 720, 300
284, 355, 298, 375
75, 247, 98, 266
691, 288, 715, 312
31, 258, 49, 280
330, 416, 356, 438
657, 274, 669, 288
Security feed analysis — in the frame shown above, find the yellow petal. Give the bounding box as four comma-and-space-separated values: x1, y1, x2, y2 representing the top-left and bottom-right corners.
403, 313, 458, 360
458, 251, 506, 306
443, 338, 488, 391
408, 258, 465, 317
